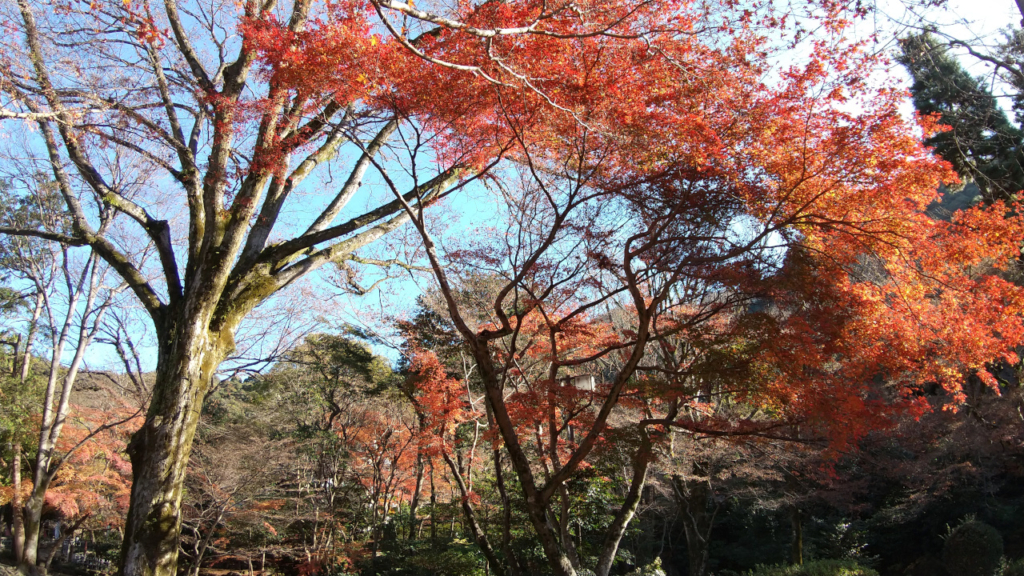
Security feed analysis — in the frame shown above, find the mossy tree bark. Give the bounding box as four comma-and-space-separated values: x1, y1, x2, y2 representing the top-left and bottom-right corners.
119, 323, 230, 576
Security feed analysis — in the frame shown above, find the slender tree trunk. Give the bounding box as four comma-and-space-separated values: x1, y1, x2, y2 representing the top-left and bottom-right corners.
442, 452, 506, 576
12, 443, 25, 565
408, 454, 423, 541
595, 450, 652, 576
19, 482, 52, 573
21, 255, 112, 573
477, 357, 576, 576
429, 462, 437, 541
369, 470, 381, 558
12, 295, 38, 569
557, 486, 582, 570
8, 334, 21, 376
494, 449, 522, 576
19, 292, 43, 382
119, 327, 230, 576
189, 506, 227, 576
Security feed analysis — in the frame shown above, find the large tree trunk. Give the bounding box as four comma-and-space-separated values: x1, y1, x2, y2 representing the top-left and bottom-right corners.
119, 328, 229, 576
522, 501, 577, 576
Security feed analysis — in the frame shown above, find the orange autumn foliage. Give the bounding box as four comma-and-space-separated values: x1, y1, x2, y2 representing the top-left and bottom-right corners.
45, 404, 139, 527
408, 349, 474, 454
0, 403, 139, 528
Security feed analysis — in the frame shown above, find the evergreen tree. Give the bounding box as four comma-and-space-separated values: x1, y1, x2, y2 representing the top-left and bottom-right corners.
897, 32, 1024, 202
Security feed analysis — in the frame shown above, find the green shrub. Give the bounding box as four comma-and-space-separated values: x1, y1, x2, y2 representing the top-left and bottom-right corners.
746, 559, 879, 576
1002, 557, 1024, 576
362, 539, 485, 576
942, 519, 1004, 576
624, 558, 666, 576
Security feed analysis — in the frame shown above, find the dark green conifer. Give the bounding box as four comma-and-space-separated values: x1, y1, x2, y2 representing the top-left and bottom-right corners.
897, 32, 1024, 203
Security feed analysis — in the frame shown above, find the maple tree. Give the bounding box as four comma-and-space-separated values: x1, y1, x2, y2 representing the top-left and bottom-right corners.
403, 347, 500, 566
381, 12, 1024, 576
395, 245, 1024, 575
